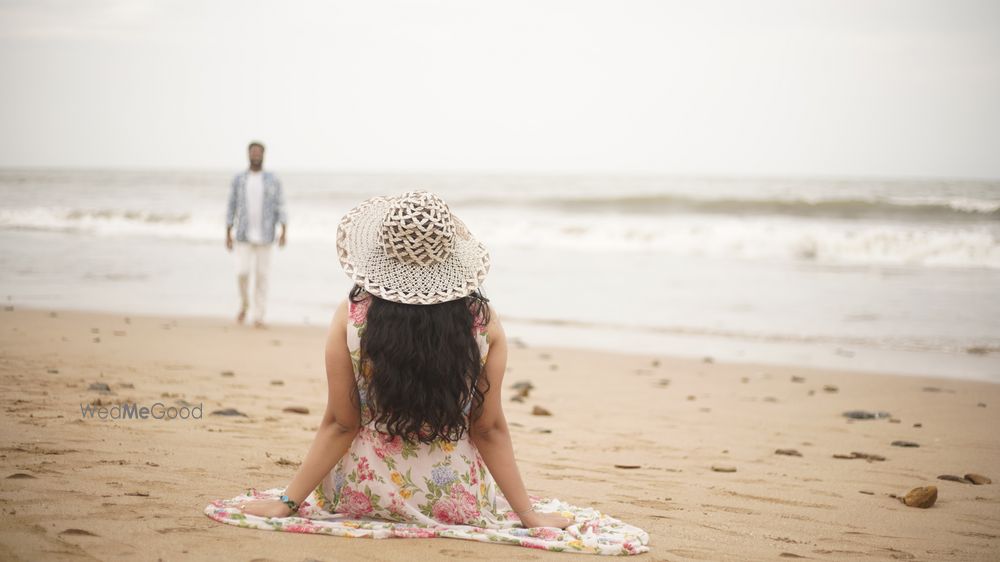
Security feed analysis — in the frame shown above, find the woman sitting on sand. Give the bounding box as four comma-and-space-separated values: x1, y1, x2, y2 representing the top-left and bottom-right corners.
204, 190, 649, 555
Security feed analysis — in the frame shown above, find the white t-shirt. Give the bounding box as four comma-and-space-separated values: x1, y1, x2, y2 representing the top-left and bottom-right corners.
245, 171, 265, 243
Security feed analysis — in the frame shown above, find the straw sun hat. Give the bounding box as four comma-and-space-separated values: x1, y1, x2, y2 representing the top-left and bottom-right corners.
336, 190, 491, 305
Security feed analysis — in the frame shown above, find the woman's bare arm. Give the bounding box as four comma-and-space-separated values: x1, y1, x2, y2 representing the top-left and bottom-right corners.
470, 307, 571, 529
241, 298, 361, 517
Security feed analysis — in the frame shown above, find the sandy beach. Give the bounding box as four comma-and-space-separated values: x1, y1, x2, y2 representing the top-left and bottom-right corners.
1, 305, 998, 561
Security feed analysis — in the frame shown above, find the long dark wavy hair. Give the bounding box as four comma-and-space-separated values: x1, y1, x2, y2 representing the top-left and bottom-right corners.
349, 284, 492, 443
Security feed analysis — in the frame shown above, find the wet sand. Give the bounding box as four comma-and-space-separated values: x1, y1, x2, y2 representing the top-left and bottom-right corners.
0, 306, 998, 561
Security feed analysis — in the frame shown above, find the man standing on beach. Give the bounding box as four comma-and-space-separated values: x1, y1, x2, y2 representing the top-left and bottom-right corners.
225, 141, 287, 328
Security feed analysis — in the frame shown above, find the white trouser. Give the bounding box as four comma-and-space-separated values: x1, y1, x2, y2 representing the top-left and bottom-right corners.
235, 241, 273, 322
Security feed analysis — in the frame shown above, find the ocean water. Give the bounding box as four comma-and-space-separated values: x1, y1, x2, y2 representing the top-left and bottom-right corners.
1, 169, 998, 381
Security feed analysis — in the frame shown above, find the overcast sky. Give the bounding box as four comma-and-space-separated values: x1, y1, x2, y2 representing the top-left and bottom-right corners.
0, 0, 998, 178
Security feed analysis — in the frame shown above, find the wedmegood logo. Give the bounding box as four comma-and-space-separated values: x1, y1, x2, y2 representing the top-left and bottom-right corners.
79, 402, 203, 421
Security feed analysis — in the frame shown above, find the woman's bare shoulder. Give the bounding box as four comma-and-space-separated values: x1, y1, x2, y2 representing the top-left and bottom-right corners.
482, 300, 505, 343
329, 298, 349, 336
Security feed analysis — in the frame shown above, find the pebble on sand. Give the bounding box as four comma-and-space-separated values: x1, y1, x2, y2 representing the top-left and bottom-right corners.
220, 370, 235, 377
891, 440, 920, 447
965, 473, 991, 485
270, 380, 284, 386
87, 382, 111, 393
711, 465, 737, 472
511, 380, 534, 391
938, 474, 971, 484
614, 464, 641, 469
822, 385, 838, 393
842, 410, 892, 420
902, 486, 937, 508
790, 376, 805, 383
282, 406, 310, 415
833, 452, 886, 462
89, 397, 131, 407
59, 529, 99, 537
6, 473, 37, 479
210, 408, 247, 417
531, 406, 552, 416
775, 448, 803, 457
510, 381, 533, 400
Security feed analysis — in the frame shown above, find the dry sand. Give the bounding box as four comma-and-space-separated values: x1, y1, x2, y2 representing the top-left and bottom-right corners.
1, 306, 998, 561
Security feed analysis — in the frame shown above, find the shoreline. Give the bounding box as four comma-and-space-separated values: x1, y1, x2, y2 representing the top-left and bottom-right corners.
5, 300, 998, 384
1, 306, 999, 560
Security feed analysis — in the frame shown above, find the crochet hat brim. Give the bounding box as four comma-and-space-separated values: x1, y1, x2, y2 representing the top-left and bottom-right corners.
336, 195, 491, 305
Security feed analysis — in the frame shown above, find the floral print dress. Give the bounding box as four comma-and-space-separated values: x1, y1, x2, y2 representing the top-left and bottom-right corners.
204, 294, 650, 555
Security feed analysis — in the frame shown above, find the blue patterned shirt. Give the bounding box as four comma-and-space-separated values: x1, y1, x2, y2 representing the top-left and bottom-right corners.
225, 170, 287, 244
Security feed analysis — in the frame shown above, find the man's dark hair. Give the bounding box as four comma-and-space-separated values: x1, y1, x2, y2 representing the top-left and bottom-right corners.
247, 141, 266, 151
